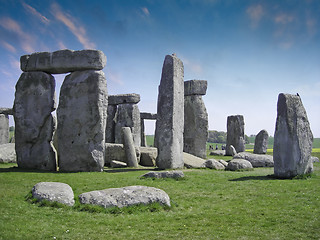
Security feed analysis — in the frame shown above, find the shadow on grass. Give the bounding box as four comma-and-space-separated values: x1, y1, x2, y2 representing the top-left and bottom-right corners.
229, 175, 276, 181
104, 167, 160, 173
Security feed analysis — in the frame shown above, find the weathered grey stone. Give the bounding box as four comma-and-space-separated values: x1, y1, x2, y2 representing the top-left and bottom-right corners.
105, 104, 117, 143
0, 108, 13, 115
229, 145, 237, 156
32, 182, 75, 206
274, 93, 313, 178
114, 103, 141, 147
226, 115, 245, 156
57, 70, 108, 172
105, 143, 140, 166
203, 159, 226, 170
140, 147, 157, 167
122, 127, 138, 167
108, 94, 140, 105
110, 160, 127, 168
218, 159, 228, 167
184, 80, 207, 96
254, 130, 269, 154
155, 54, 184, 169
234, 152, 274, 167
226, 159, 253, 171
79, 186, 171, 208
140, 112, 157, 120
0, 114, 9, 144
0, 143, 16, 163
140, 170, 184, 179
183, 152, 206, 168
184, 95, 208, 159
210, 150, 225, 156
311, 156, 319, 162
21, 49, 106, 74
13, 72, 56, 171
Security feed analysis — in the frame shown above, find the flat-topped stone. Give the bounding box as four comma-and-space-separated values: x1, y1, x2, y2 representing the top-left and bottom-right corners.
20, 49, 106, 74
140, 170, 184, 179
0, 108, 13, 115
140, 112, 157, 120
108, 94, 140, 105
184, 80, 207, 96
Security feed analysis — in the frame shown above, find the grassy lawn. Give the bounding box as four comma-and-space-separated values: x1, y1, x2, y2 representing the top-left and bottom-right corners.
1, 159, 320, 239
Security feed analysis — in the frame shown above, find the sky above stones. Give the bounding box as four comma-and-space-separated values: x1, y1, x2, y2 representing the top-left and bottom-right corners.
0, 0, 319, 137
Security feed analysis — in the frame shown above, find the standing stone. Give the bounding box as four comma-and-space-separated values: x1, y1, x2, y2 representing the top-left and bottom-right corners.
226, 115, 245, 156
0, 114, 9, 144
155, 54, 184, 169
253, 129, 269, 154
274, 93, 313, 178
121, 127, 138, 167
184, 80, 208, 159
114, 103, 141, 147
13, 72, 56, 171
105, 104, 117, 143
57, 70, 108, 172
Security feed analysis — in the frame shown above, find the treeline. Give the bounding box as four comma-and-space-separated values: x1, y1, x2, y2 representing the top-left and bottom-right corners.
207, 130, 250, 144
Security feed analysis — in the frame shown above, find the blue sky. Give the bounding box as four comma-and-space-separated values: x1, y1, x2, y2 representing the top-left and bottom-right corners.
0, 0, 319, 137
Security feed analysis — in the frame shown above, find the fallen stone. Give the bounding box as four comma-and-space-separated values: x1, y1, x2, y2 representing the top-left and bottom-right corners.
140, 170, 184, 179
254, 129, 269, 154
140, 147, 157, 167
122, 127, 138, 167
110, 160, 127, 168
234, 152, 274, 167
184, 80, 207, 96
203, 159, 225, 170
226, 159, 253, 171
274, 93, 313, 178
218, 159, 228, 167
108, 94, 140, 105
32, 182, 75, 206
155, 54, 184, 169
0, 143, 16, 163
57, 70, 108, 172
183, 152, 206, 168
226, 115, 245, 156
14, 72, 57, 171
311, 156, 319, 162
79, 186, 171, 208
20, 49, 106, 74
209, 150, 225, 156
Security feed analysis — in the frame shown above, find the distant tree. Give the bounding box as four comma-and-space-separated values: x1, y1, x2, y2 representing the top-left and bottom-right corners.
207, 130, 227, 143
9, 126, 15, 132
245, 135, 250, 144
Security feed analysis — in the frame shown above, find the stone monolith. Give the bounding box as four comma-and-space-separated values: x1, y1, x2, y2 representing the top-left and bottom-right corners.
273, 93, 313, 178
226, 115, 245, 156
121, 127, 138, 167
0, 114, 9, 144
253, 129, 269, 154
13, 72, 57, 171
155, 54, 184, 169
57, 70, 108, 172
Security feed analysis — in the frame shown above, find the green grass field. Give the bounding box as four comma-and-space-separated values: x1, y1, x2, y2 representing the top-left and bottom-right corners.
1, 160, 320, 239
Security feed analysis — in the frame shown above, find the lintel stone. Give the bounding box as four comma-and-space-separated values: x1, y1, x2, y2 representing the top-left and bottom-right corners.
184, 80, 207, 96
0, 108, 13, 115
140, 112, 157, 120
108, 94, 140, 105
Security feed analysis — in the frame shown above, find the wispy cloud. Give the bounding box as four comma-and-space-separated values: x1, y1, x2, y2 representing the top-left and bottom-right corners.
57, 40, 67, 50
0, 17, 34, 53
141, 7, 150, 17
22, 2, 50, 25
51, 2, 95, 49
107, 70, 124, 86
0, 40, 16, 53
274, 13, 294, 25
181, 55, 203, 75
246, 4, 264, 28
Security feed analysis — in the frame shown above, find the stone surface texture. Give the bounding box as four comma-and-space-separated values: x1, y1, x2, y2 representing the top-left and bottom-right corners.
140, 170, 184, 179
0, 108, 13, 115
108, 94, 140, 105
183, 152, 206, 168
140, 147, 157, 167
57, 70, 108, 172
203, 159, 226, 170
114, 103, 141, 147
273, 93, 313, 178
184, 95, 208, 159
226, 159, 253, 171
79, 185, 171, 208
105, 104, 117, 143
210, 150, 226, 156
155, 54, 184, 169
184, 80, 207, 96
32, 182, 75, 206
254, 129, 269, 154
21, 49, 106, 74
226, 115, 245, 156
122, 127, 138, 167
0, 143, 16, 163
234, 152, 274, 167
0, 114, 9, 144
105, 143, 140, 166
13, 72, 56, 171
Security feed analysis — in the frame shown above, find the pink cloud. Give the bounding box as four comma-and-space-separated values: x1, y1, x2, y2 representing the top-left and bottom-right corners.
141, 7, 150, 17
0, 40, 16, 53
246, 4, 264, 28
274, 13, 294, 25
22, 2, 50, 25
51, 2, 96, 49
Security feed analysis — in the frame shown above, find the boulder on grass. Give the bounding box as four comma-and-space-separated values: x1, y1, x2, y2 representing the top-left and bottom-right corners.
233, 152, 274, 167
226, 159, 253, 171
203, 159, 225, 170
140, 170, 184, 179
79, 186, 171, 208
183, 152, 206, 168
210, 150, 225, 156
32, 182, 75, 206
